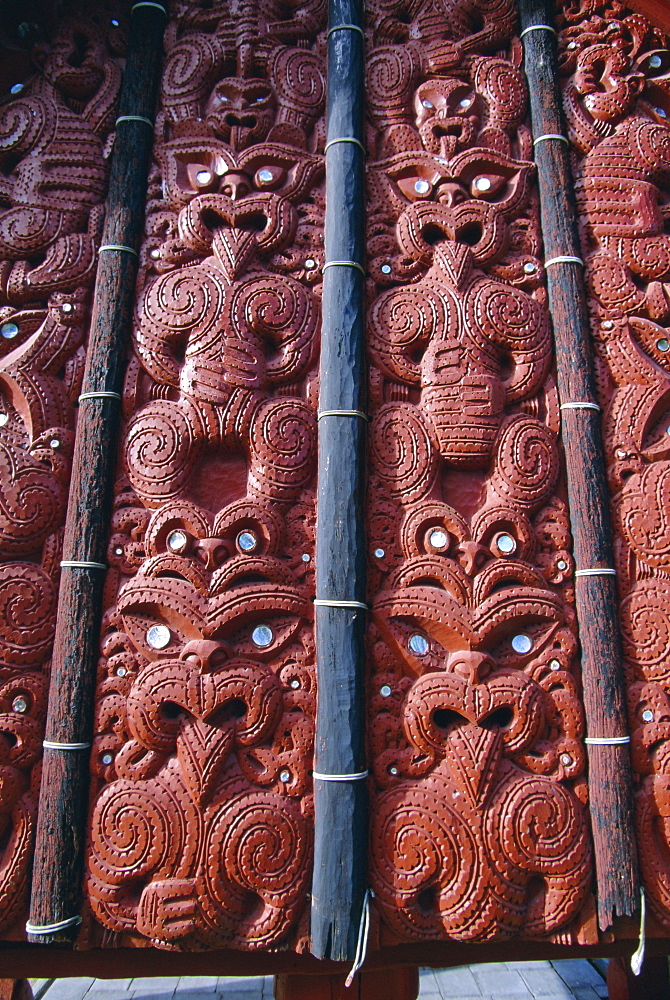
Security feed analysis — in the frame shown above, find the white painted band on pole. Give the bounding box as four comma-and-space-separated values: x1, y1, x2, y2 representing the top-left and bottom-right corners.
312, 770, 369, 781
584, 736, 631, 745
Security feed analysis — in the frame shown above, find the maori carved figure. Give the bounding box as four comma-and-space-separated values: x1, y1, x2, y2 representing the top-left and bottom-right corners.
557, 3, 670, 931
365, 0, 591, 944
86, 0, 324, 951
0, 9, 121, 937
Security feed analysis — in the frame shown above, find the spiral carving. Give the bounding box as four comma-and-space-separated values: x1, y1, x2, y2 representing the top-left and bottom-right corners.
138, 266, 225, 385
0, 98, 46, 158
489, 416, 559, 509
248, 399, 315, 499
124, 398, 207, 506
366, 46, 418, 125
489, 775, 588, 873
89, 780, 184, 884
198, 790, 310, 946
370, 783, 484, 938
472, 57, 526, 129
0, 563, 56, 666
0, 441, 65, 554
226, 274, 316, 386
370, 404, 437, 503
369, 285, 450, 384
162, 35, 221, 121
271, 49, 325, 114
621, 580, 670, 680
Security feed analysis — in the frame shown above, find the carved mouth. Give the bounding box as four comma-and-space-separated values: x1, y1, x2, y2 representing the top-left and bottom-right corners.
224, 114, 258, 128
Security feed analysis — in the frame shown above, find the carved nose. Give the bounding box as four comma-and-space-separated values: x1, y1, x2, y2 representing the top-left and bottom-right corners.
181, 639, 228, 673
437, 182, 468, 208
455, 540, 489, 574
447, 650, 495, 683
193, 537, 230, 569
219, 172, 252, 200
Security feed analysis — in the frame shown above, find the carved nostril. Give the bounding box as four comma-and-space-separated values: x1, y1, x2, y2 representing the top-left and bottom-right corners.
194, 537, 230, 568
437, 182, 467, 208
455, 540, 489, 574
181, 639, 228, 673
447, 649, 495, 682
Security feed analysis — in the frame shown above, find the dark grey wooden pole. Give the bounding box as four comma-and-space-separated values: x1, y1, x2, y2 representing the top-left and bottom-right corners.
519, 0, 639, 930
27, 0, 167, 944
310, 0, 368, 963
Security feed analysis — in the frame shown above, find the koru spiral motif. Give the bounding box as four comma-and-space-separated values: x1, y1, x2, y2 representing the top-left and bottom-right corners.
85, 0, 324, 952
558, 2, 670, 931
365, 0, 592, 946
6, 0, 670, 958
0, 8, 123, 937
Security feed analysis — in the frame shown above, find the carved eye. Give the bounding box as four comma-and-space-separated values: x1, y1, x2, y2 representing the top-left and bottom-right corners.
186, 163, 217, 192
469, 172, 510, 200
230, 616, 301, 658
254, 165, 286, 190
645, 52, 669, 76
166, 529, 189, 554
122, 612, 186, 659
396, 174, 435, 201
409, 633, 429, 655
485, 622, 554, 666
455, 95, 474, 113
147, 625, 172, 650
491, 532, 517, 557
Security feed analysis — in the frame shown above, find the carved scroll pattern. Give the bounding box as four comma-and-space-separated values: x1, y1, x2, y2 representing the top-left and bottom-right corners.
557, 1, 670, 931
0, 10, 122, 937
364, 0, 593, 944
84, 0, 325, 952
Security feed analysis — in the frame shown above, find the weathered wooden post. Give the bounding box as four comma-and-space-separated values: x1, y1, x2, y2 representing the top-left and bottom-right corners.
26, 0, 167, 943
519, 0, 640, 929
310, 0, 369, 964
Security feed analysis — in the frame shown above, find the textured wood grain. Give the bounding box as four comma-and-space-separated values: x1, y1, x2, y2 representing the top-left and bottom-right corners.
27, 0, 167, 944
311, 0, 368, 963
519, 0, 639, 930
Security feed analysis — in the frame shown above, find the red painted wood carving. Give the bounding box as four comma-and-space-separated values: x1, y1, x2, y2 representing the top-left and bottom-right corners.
84, 0, 325, 951
364, 0, 593, 944
4, 0, 670, 966
557, 0, 670, 933
0, 12, 122, 937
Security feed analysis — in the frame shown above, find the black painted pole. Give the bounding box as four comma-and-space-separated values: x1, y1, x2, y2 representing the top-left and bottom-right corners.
310, 0, 368, 963
27, 0, 167, 944
519, 0, 639, 929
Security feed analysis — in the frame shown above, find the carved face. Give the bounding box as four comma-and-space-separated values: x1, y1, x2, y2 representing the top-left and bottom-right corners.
88, 500, 315, 947
368, 537, 589, 941
573, 43, 644, 123
205, 79, 277, 149
414, 79, 479, 155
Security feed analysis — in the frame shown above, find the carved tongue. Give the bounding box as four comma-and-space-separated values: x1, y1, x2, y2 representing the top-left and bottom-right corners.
443, 722, 501, 806
212, 225, 258, 281
434, 241, 472, 289
177, 717, 234, 806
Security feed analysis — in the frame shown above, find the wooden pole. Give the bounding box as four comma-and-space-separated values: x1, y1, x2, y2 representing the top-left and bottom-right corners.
310, 0, 368, 963
26, 0, 167, 944
519, 0, 639, 929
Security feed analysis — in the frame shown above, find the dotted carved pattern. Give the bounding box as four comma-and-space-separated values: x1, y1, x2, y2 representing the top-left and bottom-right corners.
557, 1, 670, 932
84, 0, 325, 953
364, 0, 593, 946
0, 9, 123, 938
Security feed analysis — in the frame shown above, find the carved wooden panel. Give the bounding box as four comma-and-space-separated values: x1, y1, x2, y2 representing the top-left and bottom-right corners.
83, 0, 325, 952
0, 9, 122, 938
556, 0, 670, 934
5, 0, 670, 963
363, 0, 594, 945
